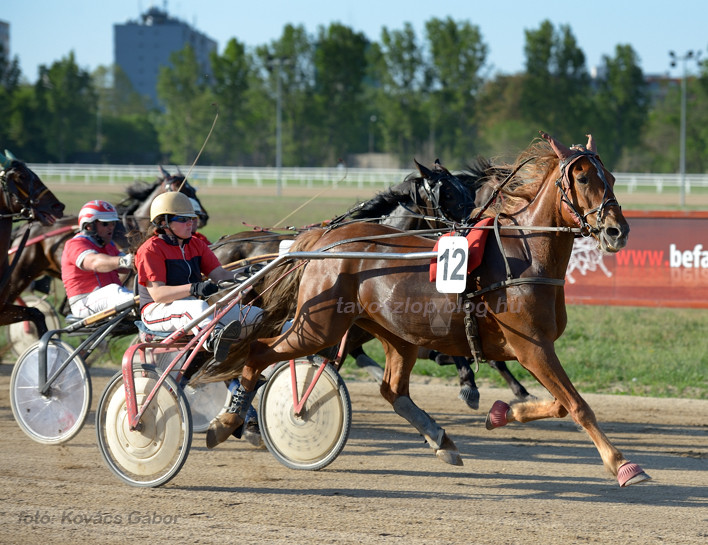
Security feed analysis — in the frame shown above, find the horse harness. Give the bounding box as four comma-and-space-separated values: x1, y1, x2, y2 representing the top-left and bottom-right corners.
459, 214, 567, 370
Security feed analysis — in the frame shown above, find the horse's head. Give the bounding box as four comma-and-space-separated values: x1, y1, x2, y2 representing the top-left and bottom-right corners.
0, 150, 65, 226
413, 159, 477, 224
541, 131, 629, 253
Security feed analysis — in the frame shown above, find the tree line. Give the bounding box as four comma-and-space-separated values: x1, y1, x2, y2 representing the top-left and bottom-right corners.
1, 18, 707, 173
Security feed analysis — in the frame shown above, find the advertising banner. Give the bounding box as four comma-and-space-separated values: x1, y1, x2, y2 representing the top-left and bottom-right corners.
564, 211, 708, 308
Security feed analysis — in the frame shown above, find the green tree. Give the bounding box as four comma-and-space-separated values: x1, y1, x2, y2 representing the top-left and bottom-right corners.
249, 24, 319, 166
476, 74, 538, 159
591, 45, 649, 169
91, 65, 158, 162
372, 23, 427, 164
156, 45, 216, 164
209, 38, 253, 165
521, 21, 591, 143
424, 17, 488, 163
34, 52, 97, 162
640, 70, 708, 173
0, 42, 22, 151
313, 23, 369, 164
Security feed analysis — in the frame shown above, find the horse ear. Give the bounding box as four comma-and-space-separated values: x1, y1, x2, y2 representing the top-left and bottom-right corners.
159, 165, 170, 179
539, 131, 574, 160
414, 159, 433, 179
0, 150, 11, 168
585, 134, 597, 153
433, 158, 452, 176
174, 165, 183, 176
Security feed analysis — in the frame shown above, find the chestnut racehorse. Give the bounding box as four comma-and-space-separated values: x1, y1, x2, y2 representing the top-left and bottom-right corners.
0, 150, 65, 335
204, 132, 650, 487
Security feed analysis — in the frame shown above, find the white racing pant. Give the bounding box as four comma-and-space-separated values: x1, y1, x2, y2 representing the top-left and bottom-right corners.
140, 296, 263, 338
69, 284, 135, 318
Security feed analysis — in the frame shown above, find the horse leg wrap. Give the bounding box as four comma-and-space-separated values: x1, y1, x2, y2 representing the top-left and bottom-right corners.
393, 396, 445, 450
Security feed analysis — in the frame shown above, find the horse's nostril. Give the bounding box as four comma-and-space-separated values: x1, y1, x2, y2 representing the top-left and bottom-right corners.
606, 227, 620, 239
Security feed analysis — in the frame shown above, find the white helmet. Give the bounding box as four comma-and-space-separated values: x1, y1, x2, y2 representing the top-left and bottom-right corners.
78, 200, 119, 230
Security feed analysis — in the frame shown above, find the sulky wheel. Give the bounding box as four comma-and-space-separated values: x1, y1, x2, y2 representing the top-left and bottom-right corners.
181, 381, 230, 433
10, 340, 90, 445
150, 350, 230, 433
95, 364, 192, 487
258, 358, 351, 470
6, 295, 61, 358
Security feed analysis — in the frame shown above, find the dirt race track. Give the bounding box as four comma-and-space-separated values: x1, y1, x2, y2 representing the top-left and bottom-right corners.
1, 363, 706, 545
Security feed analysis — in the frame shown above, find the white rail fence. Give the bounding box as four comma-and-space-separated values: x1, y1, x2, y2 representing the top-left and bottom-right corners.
27, 164, 708, 194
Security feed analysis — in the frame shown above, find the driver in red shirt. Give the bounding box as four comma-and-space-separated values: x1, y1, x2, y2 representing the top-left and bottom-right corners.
61, 200, 134, 318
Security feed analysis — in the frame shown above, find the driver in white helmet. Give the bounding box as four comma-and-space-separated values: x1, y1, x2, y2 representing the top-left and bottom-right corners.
61, 200, 135, 318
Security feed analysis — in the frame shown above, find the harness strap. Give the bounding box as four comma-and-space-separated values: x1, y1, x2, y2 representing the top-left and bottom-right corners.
8, 224, 76, 255
462, 297, 484, 371
460, 276, 565, 366
0, 226, 31, 295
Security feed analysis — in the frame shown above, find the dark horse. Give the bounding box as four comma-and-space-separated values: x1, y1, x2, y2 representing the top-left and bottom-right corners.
116, 166, 208, 233
209, 164, 530, 407
0, 150, 65, 337
203, 132, 650, 487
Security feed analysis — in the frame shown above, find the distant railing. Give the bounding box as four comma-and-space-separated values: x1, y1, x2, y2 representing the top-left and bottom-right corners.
26, 163, 708, 193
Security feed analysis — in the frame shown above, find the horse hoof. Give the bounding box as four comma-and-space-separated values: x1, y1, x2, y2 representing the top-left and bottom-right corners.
458, 385, 480, 410
485, 400, 510, 430
436, 448, 463, 466
618, 462, 651, 487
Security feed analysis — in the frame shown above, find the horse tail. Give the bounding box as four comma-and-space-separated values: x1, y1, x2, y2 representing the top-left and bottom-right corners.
196, 227, 328, 383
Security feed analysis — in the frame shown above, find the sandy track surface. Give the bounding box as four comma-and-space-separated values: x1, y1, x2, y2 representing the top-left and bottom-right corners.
1, 363, 706, 545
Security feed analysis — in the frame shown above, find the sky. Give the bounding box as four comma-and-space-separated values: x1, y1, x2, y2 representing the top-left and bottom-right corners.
3, 0, 707, 84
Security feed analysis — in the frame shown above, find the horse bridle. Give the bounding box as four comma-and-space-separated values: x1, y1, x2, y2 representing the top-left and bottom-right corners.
414, 174, 476, 226
0, 164, 51, 221
555, 150, 621, 236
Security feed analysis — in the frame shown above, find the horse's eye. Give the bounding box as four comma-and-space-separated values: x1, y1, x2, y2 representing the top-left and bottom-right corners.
575, 173, 588, 185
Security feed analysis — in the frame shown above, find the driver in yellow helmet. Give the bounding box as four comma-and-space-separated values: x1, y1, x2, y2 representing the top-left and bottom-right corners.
135, 191, 265, 448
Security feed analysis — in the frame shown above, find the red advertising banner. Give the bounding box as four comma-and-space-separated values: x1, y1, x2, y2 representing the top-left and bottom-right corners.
564, 211, 708, 308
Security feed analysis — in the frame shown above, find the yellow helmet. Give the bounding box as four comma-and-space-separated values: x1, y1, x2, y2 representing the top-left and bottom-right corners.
149, 192, 196, 223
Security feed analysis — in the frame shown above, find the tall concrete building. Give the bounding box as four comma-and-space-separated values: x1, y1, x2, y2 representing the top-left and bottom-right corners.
114, 6, 216, 107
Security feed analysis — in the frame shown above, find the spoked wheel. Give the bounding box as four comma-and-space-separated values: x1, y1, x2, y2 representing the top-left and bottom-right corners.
6, 296, 61, 358
95, 364, 192, 487
10, 340, 90, 444
181, 381, 230, 433
151, 350, 230, 433
258, 359, 351, 470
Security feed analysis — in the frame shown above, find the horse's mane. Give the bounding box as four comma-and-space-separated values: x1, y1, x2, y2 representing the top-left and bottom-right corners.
483, 138, 558, 217
125, 180, 160, 201
345, 177, 417, 221
337, 161, 492, 224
